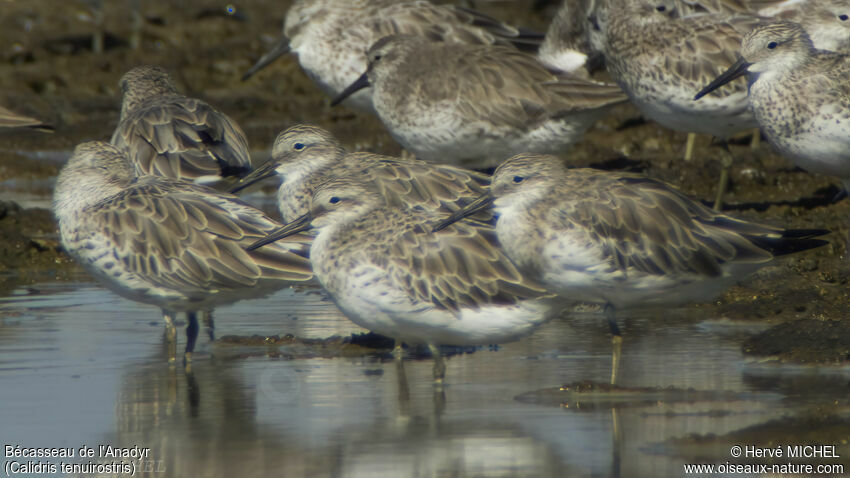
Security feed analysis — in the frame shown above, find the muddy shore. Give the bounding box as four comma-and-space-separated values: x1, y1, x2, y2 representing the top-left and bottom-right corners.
0, 0, 847, 363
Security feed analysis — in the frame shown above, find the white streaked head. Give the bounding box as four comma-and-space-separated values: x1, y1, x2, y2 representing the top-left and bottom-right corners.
489, 154, 565, 208
118, 65, 179, 117
308, 177, 384, 230
270, 124, 346, 181
789, 3, 850, 53
740, 21, 815, 75
53, 141, 136, 218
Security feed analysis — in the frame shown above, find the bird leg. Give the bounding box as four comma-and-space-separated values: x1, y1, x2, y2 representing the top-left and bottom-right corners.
428, 343, 446, 385
605, 303, 623, 386
392, 340, 404, 361
184, 311, 200, 364
202, 310, 215, 342
162, 310, 178, 363
684, 133, 697, 161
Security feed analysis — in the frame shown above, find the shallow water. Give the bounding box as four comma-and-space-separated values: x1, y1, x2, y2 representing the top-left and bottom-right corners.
1, 281, 848, 478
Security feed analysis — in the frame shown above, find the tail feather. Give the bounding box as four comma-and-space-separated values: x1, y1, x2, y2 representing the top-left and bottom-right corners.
749, 230, 830, 258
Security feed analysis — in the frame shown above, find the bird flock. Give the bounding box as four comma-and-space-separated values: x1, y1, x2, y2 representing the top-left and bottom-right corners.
48, 0, 848, 383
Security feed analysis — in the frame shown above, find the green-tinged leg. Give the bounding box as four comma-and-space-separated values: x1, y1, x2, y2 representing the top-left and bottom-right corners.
749, 128, 761, 150
163, 310, 178, 364
428, 343, 446, 385
184, 311, 199, 364
684, 132, 697, 161
713, 142, 733, 211
605, 304, 623, 386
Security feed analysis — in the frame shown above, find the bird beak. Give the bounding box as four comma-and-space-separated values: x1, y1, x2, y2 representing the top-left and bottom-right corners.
694, 57, 751, 100
242, 36, 291, 81
229, 156, 279, 194
246, 213, 313, 251
431, 193, 495, 233
330, 72, 370, 106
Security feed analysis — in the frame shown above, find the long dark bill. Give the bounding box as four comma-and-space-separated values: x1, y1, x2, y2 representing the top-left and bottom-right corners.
242, 36, 292, 81
229, 157, 279, 194
330, 72, 370, 106
246, 213, 313, 251
694, 57, 751, 100
431, 193, 495, 233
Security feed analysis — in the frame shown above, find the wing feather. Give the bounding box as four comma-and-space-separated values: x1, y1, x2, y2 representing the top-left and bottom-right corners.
111, 97, 251, 181
557, 171, 783, 277
85, 179, 311, 296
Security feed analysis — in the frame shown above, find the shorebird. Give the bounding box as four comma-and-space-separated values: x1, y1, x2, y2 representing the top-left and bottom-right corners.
247, 177, 566, 383
53, 142, 313, 362
696, 21, 850, 192
229, 124, 492, 223
241, 0, 541, 113
538, 0, 596, 75
590, 0, 763, 209
332, 35, 627, 169
433, 153, 829, 383
0, 105, 53, 132
111, 66, 252, 184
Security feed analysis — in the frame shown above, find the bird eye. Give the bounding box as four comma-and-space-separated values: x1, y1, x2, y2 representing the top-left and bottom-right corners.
767, 41, 778, 49
373, 54, 382, 61
656, 5, 666, 12
512, 176, 524, 184
293, 143, 305, 151
329, 197, 340, 204
840, 14, 849, 21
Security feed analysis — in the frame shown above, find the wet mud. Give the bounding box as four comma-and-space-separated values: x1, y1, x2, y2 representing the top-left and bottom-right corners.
0, 0, 847, 364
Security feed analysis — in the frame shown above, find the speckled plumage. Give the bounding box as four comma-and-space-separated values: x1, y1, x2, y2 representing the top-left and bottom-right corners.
230, 124, 493, 224
777, 2, 850, 54
242, 0, 539, 113
677, 0, 850, 53
697, 21, 850, 188
53, 141, 313, 360
249, 177, 564, 380
336, 35, 627, 168
435, 153, 828, 310
111, 66, 252, 183
675, 0, 802, 15
595, 0, 761, 138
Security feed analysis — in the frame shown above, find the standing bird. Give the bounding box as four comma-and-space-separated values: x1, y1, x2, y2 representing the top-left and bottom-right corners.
433, 154, 828, 383
241, 0, 541, 113
590, 0, 763, 209
111, 66, 252, 184
53, 142, 313, 362
248, 177, 565, 383
696, 21, 850, 192
332, 35, 627, 169
229, 124, 492, 224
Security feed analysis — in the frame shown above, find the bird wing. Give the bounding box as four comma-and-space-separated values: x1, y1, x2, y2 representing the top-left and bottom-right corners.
355, 154, 491, 215
359, 1, 530, 48
385, 214, 551, 314
557, 171, 779, 277
663, 15, 761, 94
111, 97, 251, 180
86, 179, 311, 296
